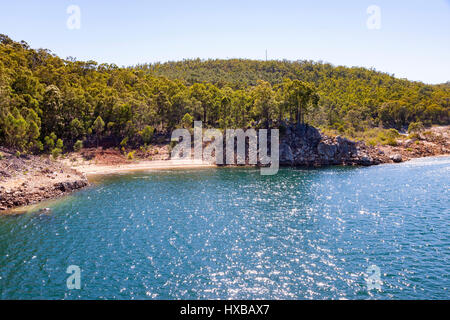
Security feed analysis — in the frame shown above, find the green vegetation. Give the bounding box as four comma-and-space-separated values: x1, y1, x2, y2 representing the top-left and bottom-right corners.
0, 34, 448, 155
73, 140, 83, 152
127, 151, 135, 160
408, 121, 425, 134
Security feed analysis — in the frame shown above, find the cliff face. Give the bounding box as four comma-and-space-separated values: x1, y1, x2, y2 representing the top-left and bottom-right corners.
279, 124, 385, 166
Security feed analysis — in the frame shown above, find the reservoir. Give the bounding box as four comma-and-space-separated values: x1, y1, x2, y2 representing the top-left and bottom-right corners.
0, 156, 449, 299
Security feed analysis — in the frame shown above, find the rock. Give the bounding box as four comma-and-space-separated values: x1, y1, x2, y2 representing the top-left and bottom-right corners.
276, 124, 383, 166
360, 155, 373, 166
55, 180, 88, 192
39, 207, 52, 214
391, 154, 402, 163
279, 142, 294, 165
0, 170, 11, 178
317, 142, 337, 158
404, 139, 414, 147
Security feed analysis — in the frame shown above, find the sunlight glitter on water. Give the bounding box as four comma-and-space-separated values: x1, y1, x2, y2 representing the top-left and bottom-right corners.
0, 156, 449, 299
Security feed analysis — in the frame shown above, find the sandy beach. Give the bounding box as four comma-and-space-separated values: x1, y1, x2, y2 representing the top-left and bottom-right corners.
71, 159, 216, 175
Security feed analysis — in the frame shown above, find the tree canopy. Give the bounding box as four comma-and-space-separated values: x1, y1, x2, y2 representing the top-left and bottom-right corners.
0, 34, 448, 153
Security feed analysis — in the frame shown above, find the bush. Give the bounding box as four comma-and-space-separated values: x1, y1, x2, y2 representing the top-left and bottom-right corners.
139, 125, 155, 144
127, 151, 135, 160
33, 141, 44, 153
44, 135, 55, 151
120, 137, 128, 147
15, 151, 21, 158
367, 138, 377, 146
73, 140, 83, 152
408, 121, 424, 134
407, 132, 420, 140
385, 137, 398, 146
56, 139, 63, 149
0, 152, 4, 160
51, 148, 62, 159
386, 128, 400, 138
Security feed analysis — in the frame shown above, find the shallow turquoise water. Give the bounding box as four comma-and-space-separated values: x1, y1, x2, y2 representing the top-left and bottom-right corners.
0, 156, 449, 299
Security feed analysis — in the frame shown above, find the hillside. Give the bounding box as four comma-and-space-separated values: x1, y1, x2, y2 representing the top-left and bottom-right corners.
0, 34, 449, 156
139, 59, 449, 130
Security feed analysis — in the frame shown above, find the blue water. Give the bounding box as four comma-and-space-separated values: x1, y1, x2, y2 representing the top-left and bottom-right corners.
0, 157, 449, 299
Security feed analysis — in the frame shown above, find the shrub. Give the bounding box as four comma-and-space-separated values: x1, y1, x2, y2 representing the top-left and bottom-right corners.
127, 151, 135, 160
367, 138, 377, 146
407, 132, 420, 140
44, 135, 55, 151
33, 141, 44, 153
15, 151, 21, 158
56, 139, 63, 149
139, 125, 155, 144
385, 137, 398, 146
408, 121, 424, 134
120, 137, 128, 147
51, 148, 62, 159
0, 152, 4, 160
386, 128, 400, 138
73, 140, 83, 152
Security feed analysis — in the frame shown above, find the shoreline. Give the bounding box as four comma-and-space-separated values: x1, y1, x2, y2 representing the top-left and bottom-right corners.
1, 123, 449, 213
1, 153, 449, 214
73, 159, 216, 176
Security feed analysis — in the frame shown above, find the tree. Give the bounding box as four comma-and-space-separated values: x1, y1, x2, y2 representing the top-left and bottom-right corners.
139, 125, 154, 144
73, 140, 83, 152
92, 116, 105, 147
251, 81, 276, 128
70, 118, 84, 141
180, 113, 194, 129
41, 85, 62, 136
280, 79, 318, 124
0, 35, 448, 153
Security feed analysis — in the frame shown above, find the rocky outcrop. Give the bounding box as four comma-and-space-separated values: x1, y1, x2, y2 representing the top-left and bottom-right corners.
279, 124, 386, 166
0, 148, 89, 211
0, 179, 88, 211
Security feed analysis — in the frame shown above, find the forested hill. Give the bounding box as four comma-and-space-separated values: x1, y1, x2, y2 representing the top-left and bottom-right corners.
0, 34, 449, 156
139, 59, 449, 127
138, 58, 421, 88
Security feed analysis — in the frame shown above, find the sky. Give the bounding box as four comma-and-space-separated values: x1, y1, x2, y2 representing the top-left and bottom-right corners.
0, 0, 449, 84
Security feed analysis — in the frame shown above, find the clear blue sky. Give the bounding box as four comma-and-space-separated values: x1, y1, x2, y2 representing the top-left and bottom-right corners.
1, 0, 449, 84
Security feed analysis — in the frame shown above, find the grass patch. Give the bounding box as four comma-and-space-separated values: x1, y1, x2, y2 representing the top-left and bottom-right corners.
320, 126, 402, 146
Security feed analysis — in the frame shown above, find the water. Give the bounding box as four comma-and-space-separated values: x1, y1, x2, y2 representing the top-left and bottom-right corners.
0, 156, 449, 300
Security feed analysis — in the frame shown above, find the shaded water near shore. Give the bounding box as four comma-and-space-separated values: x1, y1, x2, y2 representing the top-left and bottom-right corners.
0, 157, 449, 299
